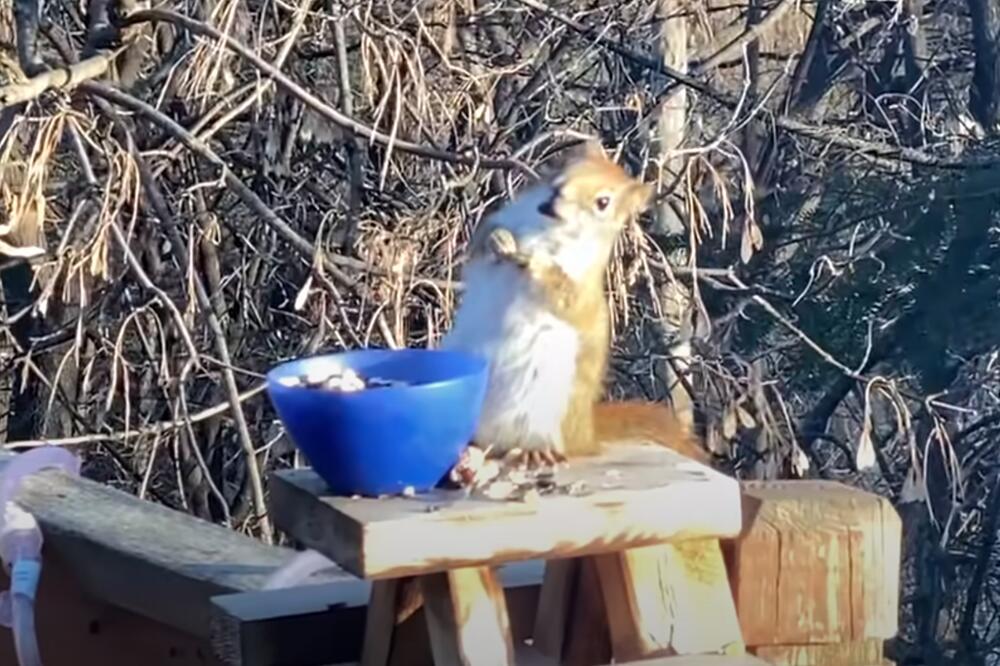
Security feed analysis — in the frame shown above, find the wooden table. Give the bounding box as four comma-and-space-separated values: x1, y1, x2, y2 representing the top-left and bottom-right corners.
269, 444, 748, 666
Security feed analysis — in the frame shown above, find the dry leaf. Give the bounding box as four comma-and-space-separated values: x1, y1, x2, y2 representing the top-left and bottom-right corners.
705, 425, 728, 456
856, 422, 876, 470
900, 464, 927, 504
740, 224, 753, 263
294, 274, 314, 311
749, 220, 763, 249
722, 409, 738, 438
792, 446, 810, 476
740, 221, 764, 264
736, 405, 756, 429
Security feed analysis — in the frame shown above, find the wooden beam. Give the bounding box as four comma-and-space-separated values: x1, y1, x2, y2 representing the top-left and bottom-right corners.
210, 580, 368, 666
421, 566, 516, 666
208, 560, 544, 666
604, 657, 772, 666
0, 456, 354, 638
724, 480, 901, 650
0, 553, 223, 666
269, 444, 742, 579
751, 639, 885, 666
594, 541, 744, 660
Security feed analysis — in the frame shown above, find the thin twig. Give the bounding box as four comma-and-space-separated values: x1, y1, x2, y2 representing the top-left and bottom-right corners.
122, 9, 537, 176
5, 384, 267, 449
82, 81, 358, 288
0, 46, 127, 108
108, 220, 202, 367
514, 0, 1000, 170
126, 130, 275, 543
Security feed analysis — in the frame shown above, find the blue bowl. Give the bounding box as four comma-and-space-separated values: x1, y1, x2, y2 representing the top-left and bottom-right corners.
266, 348, 489, 496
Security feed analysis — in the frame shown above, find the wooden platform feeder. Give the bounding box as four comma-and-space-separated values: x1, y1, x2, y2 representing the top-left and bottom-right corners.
268, 444, 749, 666
0, 448, 901, 666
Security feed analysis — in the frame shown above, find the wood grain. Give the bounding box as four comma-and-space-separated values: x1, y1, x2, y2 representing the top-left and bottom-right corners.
724, 480, 901, 647
210, 580, 368, 666
0, 456, 352, 638
269, 444, 742, 579
532, 557, 611, 666
595, 541, 744, 661
0, 555, 223, 666
361, 580, 403, 666
532, 558, 578, 658
420, 566, 516, 666
752, 638, 883, 665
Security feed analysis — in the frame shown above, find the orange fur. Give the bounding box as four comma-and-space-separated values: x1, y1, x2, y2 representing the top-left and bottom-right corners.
468, 140, 708, 464
593, 401, 709, 463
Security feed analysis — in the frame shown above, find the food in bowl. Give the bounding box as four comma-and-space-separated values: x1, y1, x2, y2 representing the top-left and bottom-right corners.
276, 358, 409, 392
266, 348, 489, 497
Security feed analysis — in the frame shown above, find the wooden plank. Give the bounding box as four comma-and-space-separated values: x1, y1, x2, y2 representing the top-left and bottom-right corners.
560, 557, 612, 666
752, 638, 883, 665
532, 558, 578, 658
606, 658, 771, 666
361, 580, 403, 666
724, 481, 902, 647
420, 566, 516, 666
210, 580, 368, 666
0, 457, 354, 638
594, 541, 744, 661
269, 444, 742, 579
532, 557, 611, 666
344, 647, 772, 666
0, 553, 223, 666
208, 560, 544, 666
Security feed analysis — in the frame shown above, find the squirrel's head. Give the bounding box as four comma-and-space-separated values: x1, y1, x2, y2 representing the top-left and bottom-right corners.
538, 140, 654, 237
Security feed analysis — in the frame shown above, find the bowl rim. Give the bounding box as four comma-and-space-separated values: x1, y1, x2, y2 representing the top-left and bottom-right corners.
265, 347, 489, 394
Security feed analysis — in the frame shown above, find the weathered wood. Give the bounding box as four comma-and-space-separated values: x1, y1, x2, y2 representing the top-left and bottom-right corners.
724, 481, 901, 647
361, 580, 403, 666
532, 557, 611, 666
208, 560, 543, 666
560, 557, 612, 666
606, 658, 772, 666
532, 558, 577, 658
751, 639, 884, 665
0, 443, 893, 666
0, 457, 351, 638
210, 580, 368, 666
0, 553, 223, 666
420, 566, 516, 666
341, 648, 773, 666
269, 444, 742, 579
594, 541, 745, 661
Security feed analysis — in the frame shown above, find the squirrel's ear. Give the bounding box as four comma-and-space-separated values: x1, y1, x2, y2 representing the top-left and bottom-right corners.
629, 181, 655, 214
578, 138, 607, 160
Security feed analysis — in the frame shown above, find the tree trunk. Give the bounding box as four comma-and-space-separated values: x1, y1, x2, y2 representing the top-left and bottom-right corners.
655, 0, 694, 430
967, 0, 1000, 131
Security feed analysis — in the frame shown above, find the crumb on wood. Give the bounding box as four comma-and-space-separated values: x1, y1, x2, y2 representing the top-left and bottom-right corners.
435, 445, 591, 502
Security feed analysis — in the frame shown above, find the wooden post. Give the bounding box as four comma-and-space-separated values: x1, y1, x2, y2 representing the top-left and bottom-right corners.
361, 580, 402, 666
724, 480, 902, 665
420, 566, 515, 666
533, 557, 611, 666
594, 541, 745, 661
656, 0, 696, 430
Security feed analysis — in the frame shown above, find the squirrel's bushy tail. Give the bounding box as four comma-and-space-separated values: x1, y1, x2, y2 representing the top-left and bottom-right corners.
593, 400, 708, 463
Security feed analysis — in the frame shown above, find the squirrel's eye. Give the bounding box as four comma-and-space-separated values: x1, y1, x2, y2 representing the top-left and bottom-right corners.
595, 196, 611, 212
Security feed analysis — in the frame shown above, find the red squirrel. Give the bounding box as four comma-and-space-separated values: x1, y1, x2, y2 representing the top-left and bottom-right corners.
440, 140, 707, 466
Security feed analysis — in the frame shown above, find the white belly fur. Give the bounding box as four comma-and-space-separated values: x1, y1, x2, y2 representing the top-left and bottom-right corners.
440, 257, 578, 452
